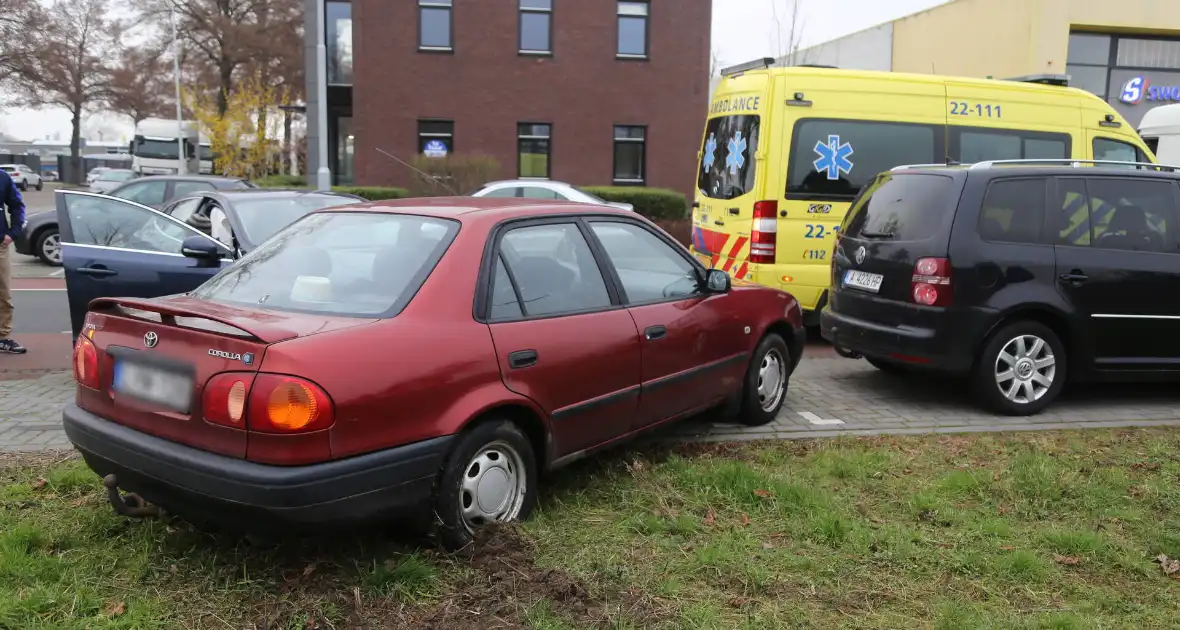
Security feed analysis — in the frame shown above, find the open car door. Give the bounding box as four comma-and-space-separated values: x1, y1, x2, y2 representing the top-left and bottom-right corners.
56, 190, 234, 338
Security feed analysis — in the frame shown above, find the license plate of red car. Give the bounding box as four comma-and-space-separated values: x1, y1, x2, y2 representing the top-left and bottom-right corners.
113, 359, 193, 413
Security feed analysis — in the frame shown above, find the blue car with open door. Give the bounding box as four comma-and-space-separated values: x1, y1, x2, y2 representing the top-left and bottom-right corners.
56, 189, 364, 338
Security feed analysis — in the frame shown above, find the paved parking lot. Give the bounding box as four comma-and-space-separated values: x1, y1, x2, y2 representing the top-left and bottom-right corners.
5, 349, 1180, 452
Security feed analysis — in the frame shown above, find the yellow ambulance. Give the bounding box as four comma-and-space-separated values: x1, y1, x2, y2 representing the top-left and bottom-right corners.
692, 59, 1156, 325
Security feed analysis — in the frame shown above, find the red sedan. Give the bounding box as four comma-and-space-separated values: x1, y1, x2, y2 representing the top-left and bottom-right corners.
64, 198, 805, 549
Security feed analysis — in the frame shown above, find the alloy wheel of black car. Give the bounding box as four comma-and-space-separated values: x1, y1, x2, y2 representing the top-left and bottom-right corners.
973, 321, 1066, 416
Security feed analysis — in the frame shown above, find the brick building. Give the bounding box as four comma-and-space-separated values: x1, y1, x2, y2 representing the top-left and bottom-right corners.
304, 0, 712, 198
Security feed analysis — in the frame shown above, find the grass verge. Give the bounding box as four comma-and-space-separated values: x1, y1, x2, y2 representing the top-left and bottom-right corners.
2, 428, 1178, 629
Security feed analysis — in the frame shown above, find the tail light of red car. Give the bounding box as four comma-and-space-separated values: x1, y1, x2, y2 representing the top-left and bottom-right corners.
911, 257, 953, 307
203, 373, 334, 433
749, 200, 778, 264
73, 336, 100, 390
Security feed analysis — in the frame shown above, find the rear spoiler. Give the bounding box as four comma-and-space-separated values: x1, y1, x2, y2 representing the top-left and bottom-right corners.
87, 296, 299, 344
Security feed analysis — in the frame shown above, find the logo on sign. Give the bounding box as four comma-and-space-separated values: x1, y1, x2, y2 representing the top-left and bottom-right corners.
423, 139, 448, 158
807, 203, 832, 214
1120, 76, 1180, 105
143, 332, 158, 348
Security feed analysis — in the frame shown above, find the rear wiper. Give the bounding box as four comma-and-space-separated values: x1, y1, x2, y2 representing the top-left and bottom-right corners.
859, 230, 895, 239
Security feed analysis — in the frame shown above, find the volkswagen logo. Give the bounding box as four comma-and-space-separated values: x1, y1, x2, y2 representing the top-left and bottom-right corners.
855, 246, 866, 265
143, 332, 159, 348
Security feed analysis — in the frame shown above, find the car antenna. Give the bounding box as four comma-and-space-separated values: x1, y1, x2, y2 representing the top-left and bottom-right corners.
374, 147, 460, 196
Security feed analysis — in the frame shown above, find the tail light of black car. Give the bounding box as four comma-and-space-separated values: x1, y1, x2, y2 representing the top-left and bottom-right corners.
911, 257, 952, 307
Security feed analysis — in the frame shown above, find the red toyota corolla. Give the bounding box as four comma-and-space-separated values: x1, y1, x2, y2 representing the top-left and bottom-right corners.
64, 198, 805, 548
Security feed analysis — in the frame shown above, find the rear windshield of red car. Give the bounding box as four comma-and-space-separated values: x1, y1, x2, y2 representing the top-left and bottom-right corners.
191, 212, 460, 317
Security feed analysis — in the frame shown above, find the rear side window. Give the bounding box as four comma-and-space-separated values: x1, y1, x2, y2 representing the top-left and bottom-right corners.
787, 119, 941, 200
951, 128, 1069, 163
698, 115, 760, 200
842, 173, 958, 241
1086, 178, 1176, 252
978, 178, 1047, 244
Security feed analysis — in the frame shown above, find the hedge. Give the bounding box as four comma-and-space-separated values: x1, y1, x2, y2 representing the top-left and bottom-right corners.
255, 174, 307, 188
580, 186, 688, 221
333, 186, 410, 201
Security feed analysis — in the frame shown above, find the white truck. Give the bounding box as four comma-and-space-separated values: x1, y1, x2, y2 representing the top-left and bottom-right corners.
1138, 103, 1180, 167
198, 133, 214, 174
130, 118, 199, 175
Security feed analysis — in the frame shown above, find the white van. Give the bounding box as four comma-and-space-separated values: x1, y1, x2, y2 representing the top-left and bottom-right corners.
1138, 103, 1180, 167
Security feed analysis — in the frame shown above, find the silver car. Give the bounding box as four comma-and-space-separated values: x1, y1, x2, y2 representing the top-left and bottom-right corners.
471, 179, 634, 212
88, 169, 138, 194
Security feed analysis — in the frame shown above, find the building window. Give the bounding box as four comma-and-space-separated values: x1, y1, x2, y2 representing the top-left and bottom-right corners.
613, 125, 645, 184
419, 0, 452, 51
518, 123, 551, 178
1066, 33, 1112, 99
326, 1, 353, 85
616, 1, 649, 59
519, 0, 552, 55
335, 116, 354, 185
418, 120, 454, 157
1117, 38, 1180, 70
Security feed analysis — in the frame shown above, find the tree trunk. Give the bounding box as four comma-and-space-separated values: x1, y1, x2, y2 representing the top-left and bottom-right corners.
70, 106, 81, 158
217, 64, 233, 115
283, 109, 292, 174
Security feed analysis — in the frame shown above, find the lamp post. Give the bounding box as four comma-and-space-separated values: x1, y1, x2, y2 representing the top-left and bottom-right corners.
170, 3, 186, 175
314, 0, 332, 190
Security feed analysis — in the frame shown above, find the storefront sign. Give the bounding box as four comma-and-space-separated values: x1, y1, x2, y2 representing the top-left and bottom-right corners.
1119, 76, 1180, 105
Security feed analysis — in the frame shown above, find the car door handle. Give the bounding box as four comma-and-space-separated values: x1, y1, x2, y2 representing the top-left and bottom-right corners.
78, 266, 117, 278
508, 350, 538, 369
645, 325, 667, 341
1059, 272, 1088, 283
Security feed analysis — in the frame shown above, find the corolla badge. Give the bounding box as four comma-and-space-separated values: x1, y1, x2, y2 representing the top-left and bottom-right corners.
143, 332, 158, 348
209, 349, 244, 362
855, 246, 866, 265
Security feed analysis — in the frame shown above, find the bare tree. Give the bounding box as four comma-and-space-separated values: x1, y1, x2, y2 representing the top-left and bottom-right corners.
107, 46, 174, 125
0, 0, 46, 86
769, 0, 806, 66
8, 0, 118, 158
710, 50, 722, 77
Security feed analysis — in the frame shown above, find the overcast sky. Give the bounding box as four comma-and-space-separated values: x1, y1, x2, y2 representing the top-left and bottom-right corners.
0, 0, 951, 143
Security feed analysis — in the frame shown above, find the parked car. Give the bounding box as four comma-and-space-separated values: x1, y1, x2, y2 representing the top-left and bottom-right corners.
89, 169, 138, 194
822, 158, 1180, 416
86, 167, 111, 185
0, 164, 43, 191
61, 197, 805, 549
17, 176, 259, 266
472, 180, 635, 212
54, 188, 365, 336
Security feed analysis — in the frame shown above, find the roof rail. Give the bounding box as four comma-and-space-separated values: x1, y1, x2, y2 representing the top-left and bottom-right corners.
890, 163, 969, 172
1003, 74, 1070, 87
969, 158, 1178, 171
720, 57, 777, 77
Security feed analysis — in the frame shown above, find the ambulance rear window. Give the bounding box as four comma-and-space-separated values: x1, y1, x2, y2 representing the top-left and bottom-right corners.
787, 119, 941, 201
698, 115, 760, 200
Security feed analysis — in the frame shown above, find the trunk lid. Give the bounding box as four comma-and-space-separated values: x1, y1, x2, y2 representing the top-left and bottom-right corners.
78, 295, 375, 458
831, 171, 961, 321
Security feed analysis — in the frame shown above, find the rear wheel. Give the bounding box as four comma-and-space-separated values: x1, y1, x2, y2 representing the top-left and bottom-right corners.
35, 179, 43, 191
736, 333, 791, 426
17, 179, 27, 191
35, 228, 62, 266
972, 321, 1065, 416
432, 419, 537, 550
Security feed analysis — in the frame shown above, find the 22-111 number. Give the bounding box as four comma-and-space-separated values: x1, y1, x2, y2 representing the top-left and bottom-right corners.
950, 101, 1002, 118
804, 224, 839, 239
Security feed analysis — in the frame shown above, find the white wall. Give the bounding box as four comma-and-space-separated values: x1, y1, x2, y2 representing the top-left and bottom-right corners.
785, 23, 894, 71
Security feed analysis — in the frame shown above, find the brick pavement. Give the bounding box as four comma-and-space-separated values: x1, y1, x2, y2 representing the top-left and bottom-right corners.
4, 355, 1180, 453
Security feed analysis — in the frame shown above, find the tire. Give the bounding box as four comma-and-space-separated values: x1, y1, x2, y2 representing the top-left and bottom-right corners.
972, 321, 1066, 416
18, 179, 27, 192
34, 228, 62, 266
35, 179, 43, 191
432, 419, 537, 551
865, 356, 910, 374
736, 333, 792, 426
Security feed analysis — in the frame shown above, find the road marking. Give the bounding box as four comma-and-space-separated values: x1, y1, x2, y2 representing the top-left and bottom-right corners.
799, 411, 845, 426
12, 288, 67, 292
50, 269, 64, 277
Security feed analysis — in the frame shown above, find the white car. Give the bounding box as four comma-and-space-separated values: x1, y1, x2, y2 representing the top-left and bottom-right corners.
0, 164, 43, 192
472, 180, 634, 212
86, 167, 111, 185
89, 169, 138, 194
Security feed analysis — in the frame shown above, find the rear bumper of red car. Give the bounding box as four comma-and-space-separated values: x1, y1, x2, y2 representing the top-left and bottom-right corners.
63, 403, 452, 529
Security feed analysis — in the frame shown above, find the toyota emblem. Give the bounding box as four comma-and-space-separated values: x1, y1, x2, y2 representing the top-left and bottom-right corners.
143, 332, 159, 348
855, 246, 866, 265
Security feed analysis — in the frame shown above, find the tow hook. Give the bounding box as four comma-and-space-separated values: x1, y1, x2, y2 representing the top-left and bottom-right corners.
834, 345, 862, 359
102, 474, 164, 519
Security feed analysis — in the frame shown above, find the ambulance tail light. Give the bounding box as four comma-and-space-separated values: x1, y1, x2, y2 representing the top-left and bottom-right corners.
750, 200, 778, 264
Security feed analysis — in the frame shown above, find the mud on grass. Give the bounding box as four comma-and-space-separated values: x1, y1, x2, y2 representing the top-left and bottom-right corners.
3, 428, 1180, 628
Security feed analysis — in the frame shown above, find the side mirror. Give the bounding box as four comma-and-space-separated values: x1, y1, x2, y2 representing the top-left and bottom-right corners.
181, 235, 227, 266
704, 268, 731, 294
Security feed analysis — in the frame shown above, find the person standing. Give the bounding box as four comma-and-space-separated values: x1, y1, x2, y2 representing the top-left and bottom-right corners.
0, 168, 27, 354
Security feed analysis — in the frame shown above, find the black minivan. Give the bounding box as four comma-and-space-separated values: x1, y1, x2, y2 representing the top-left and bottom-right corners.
821, 160, 1180, 415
